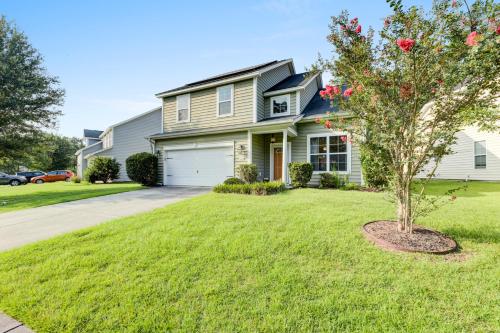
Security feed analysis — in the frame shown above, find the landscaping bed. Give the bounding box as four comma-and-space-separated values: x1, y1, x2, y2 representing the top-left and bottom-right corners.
363, 220, 457, 254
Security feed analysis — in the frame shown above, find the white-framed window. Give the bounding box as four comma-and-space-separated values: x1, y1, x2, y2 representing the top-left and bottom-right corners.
474, 140, 486, 169
176, 94, 190, 123
217, 84, 234, 117
307, 134, 350, 173
270, 94, 290, 117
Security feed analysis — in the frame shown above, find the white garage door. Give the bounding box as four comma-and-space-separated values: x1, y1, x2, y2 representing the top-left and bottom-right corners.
164, 146, 234, 186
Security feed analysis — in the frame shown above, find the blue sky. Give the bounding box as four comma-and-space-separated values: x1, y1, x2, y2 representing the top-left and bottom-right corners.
1, 0, 432, 137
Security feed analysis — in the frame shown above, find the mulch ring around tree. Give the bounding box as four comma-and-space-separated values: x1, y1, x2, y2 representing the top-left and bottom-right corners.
363, 220, 458, 254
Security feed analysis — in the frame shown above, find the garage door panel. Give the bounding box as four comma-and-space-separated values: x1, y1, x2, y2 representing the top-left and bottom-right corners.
165, 146, 234, 186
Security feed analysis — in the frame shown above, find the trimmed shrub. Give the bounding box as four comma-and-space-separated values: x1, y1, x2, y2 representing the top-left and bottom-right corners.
359, 143, 390, 189
126, 152, 158, 186
70, 176, 81, 183
237, 164, 258, 183
223, 177, 244, 185
84, 157, 120, 183
319, 172, 349, 189
213, 181, 286, 195
341, 182, 362, 191
288, 162, 313, 188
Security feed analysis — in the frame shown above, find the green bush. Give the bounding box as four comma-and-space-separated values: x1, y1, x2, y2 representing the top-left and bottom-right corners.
70, 176, 81, 183
359, 142, 390, 189
213, 181, 286, 195
84, 157, 120, 183
126, 152, 158, 186
319, 172, 349, 189
237, 164, 258, 183
288, 162, 313, 188
223, 177, 244, 185
341, 182, 362, 191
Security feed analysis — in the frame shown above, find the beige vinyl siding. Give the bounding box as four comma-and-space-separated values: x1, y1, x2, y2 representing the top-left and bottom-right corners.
251, 134, 265, 181
263, 92, 297, 119
163, 80, 253, 132
300, 77, 319, 112
256, 64, 291, 121
292, 122, 362, 186
417, 125, 500, 181
156, 131, 248, 184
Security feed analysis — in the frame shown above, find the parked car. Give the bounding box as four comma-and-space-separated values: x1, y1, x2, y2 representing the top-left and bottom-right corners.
16, 171, 46, 182
31, 170, 74, 184
0, 172, 28, 186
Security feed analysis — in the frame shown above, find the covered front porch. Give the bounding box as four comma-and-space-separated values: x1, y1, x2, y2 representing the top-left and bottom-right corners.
248, 124, 297, 185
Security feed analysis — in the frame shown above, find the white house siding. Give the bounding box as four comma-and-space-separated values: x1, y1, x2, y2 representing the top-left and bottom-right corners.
300, 77, 319, 112
418, 126, 500, 181
256, 64, 292, 121
92, 108, 162, 181
76, 142, 103, 178
155, 131, 249, 184
292, 122, 362, 186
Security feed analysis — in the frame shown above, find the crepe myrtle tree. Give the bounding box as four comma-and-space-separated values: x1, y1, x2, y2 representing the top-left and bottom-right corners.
314, 0, 499, 233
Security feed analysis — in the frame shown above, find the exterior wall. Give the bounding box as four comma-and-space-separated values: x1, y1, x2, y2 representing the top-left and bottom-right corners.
256, 64, 292, 121
292, 122, 362, 186
263, 133, 284, 180
76, 142, 103, 178
251, 133, 265, 181
92, 109, 162, 181
163, 79, 253, 132
418, 126, 500, 181
300, 77, 319, 112
263, 92, 297, 119
156, 131, 249, 184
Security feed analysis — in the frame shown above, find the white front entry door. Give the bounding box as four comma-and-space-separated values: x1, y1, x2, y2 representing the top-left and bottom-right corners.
164, 146, 234, 186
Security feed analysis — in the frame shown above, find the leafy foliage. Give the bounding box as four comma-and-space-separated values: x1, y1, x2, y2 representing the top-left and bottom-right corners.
85, 157, 120, 184
0, 17, 64, 161
288, 162, 313, 188
125, 152, 158, 186
315, 0, 499, 232
237, 164, 258, 183
213, 181, 286, 195
359, 141, 390, 188
223, 177, 245, 185
70, 176, 81, 184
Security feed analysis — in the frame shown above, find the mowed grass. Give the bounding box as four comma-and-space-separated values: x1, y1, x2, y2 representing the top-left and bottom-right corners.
0, 182, 143, 213
0, 181, 498, 332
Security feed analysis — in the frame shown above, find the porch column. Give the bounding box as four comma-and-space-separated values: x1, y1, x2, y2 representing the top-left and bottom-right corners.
282, 129, 288, 184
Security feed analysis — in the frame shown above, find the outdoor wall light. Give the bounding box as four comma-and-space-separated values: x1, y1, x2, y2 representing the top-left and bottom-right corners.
270, 134, 276, 143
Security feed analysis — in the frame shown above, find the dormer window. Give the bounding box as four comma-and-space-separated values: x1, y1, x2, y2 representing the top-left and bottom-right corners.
176, 94, 190, 123
217, 84, 234, 117
270, 95, 290, 117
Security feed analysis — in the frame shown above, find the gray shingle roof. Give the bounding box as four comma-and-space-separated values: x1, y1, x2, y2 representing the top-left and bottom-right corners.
83, 129, 103, 138
302, 91, 339, 117
156, 60, 291, 96
265, 72, 310, 92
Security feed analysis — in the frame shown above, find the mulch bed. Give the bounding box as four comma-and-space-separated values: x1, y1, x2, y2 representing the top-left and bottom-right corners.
363, 220, 457, 254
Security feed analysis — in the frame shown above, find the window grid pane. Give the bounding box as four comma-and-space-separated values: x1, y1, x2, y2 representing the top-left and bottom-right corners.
218, 86, 232, 102
219, 101, 231, 115
178, 109, 189, 121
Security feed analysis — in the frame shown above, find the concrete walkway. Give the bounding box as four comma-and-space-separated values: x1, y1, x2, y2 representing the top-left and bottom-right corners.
0, 187, 209, 252
0, 312, 34, 333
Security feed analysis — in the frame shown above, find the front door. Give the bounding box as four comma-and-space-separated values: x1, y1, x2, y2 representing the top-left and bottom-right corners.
273, 147, 283, 181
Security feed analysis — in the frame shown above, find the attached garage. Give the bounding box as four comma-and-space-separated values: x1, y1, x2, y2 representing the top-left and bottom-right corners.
163, 143, 235, 186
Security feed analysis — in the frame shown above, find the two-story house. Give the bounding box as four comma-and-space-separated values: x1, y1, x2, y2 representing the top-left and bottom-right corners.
150, 59, 363, 186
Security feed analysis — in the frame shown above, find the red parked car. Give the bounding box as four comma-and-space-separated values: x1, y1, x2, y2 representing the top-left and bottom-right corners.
31, 170, 74, 184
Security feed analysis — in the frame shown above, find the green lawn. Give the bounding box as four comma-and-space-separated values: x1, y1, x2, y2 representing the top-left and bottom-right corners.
0, 182, 143, 213
0, 181, 498, 332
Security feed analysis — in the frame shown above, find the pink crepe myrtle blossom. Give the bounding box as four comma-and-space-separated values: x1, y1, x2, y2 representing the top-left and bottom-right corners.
343, 87, 354, 97
452, 0, 457, 8
340, 135, 347, 143
350, 17, 358, 25
356, 85, 363, 92
465, 31, 480, 46
496, 25, 500, 35
356, 25, 362, 34
324, 120, 332, 129
397, 38, 415, 53
319, 90, 327, 98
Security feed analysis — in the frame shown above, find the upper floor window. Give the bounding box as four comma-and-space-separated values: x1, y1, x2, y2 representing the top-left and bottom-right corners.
176, 94, 190, 123
270, 95, 290, 117
308, 134, 349, 172
474, 140, 486, 169
102, 131, 112, 149
217, 84, 234, 117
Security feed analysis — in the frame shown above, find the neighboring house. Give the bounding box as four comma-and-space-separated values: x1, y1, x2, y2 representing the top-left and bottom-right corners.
75, 107, 162, 181
418, 125, 500, 181
76, 129, 103, 179
150, 59, 362, 186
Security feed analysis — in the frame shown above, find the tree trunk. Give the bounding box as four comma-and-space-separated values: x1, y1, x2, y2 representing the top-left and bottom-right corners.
396, 182, 412, 234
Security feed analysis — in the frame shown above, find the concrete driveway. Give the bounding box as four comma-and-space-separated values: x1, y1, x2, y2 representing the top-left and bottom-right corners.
0, 186, 209, 252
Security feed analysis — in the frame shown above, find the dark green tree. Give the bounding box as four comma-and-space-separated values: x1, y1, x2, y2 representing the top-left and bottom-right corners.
0, 16, 64, 160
